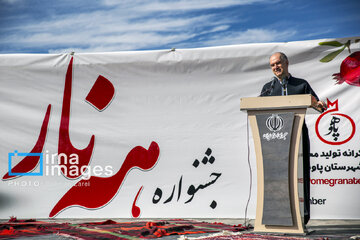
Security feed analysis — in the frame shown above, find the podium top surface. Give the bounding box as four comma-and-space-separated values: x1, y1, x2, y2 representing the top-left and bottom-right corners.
240, 94, 322, 113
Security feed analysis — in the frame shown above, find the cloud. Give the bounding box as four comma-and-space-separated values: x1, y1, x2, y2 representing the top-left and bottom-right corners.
0, 0, 283, 53
0, 0, 23, 3
48, 32, 197, 53
101, 0, 274, 10
1, 13, 211, 52
200, 28, 297, 47
137, 0, 273, 11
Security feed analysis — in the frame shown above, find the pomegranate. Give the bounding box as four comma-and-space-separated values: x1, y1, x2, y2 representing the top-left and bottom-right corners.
332, 51, 360, 86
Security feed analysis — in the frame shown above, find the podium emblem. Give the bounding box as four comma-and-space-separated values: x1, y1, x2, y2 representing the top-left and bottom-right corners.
265, 114, 284, 132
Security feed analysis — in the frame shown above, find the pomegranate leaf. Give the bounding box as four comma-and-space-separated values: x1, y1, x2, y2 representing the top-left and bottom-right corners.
320, 46, 346, 63
319, 41, 344, 47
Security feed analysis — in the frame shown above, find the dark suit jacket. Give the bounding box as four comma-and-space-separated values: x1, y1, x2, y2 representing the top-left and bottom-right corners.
260, 75, 319, 101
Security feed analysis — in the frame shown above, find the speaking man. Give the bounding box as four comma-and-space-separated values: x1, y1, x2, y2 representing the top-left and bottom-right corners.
260, 52, 326, 225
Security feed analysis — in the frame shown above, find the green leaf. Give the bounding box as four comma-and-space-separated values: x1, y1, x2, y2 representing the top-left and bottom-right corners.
319, 41, 344, 47
320, 46, 346, 63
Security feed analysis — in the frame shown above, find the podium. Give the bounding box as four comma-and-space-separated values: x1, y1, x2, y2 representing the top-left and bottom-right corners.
240, 94, 321, 234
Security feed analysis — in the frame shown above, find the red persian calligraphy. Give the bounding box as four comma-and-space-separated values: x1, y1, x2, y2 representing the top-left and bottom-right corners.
132, 186, 143, 218
315, 99, 355, 145
2, 105, 51, 180
85, 75, 115, 111
49, 141, 159, 217
58, 57, 95, 179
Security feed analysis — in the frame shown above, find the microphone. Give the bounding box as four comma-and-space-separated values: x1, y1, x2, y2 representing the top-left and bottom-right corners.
259, 77, 276, 96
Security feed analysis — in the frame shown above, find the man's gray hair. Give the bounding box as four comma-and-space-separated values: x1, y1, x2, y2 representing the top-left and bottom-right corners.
271, 52, 288, 62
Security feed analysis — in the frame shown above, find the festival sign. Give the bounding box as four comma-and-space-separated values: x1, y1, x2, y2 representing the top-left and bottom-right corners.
0, 37, 359, 219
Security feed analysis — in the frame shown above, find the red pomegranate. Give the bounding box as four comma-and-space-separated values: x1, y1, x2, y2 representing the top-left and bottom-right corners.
332, 51, 360, 86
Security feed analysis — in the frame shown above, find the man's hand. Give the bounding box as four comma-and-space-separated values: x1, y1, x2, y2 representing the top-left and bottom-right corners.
317, 101, 327, 112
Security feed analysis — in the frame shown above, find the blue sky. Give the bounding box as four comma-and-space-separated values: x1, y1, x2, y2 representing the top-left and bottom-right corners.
0, 0, 359, 53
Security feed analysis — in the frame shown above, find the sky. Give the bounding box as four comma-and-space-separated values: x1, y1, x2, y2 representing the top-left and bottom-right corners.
0, 0, 359, 54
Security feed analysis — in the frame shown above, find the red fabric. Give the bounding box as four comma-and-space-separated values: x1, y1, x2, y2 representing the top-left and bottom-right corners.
0, 218, 249, 239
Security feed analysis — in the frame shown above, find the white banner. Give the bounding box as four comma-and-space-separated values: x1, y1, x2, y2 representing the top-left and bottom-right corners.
0, 37, 359, 219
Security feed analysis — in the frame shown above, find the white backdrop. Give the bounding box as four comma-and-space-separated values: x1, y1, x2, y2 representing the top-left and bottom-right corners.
0, 37, 359, 219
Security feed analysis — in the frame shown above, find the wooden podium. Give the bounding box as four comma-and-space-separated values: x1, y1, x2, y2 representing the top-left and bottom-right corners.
240, 94, 321, 234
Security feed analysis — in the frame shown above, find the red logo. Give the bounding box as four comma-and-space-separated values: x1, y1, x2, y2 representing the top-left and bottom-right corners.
315, 99, 355, 145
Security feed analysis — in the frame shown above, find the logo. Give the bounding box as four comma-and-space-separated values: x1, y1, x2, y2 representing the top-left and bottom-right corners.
8, 150, 43, 176
262, 114, 289, 141
266, 114, 284, 132
315, 99, 355, 145
7, 150, 113, 179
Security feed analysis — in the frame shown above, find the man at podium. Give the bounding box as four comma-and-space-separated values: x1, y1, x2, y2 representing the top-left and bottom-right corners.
260, 52, 326, 224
